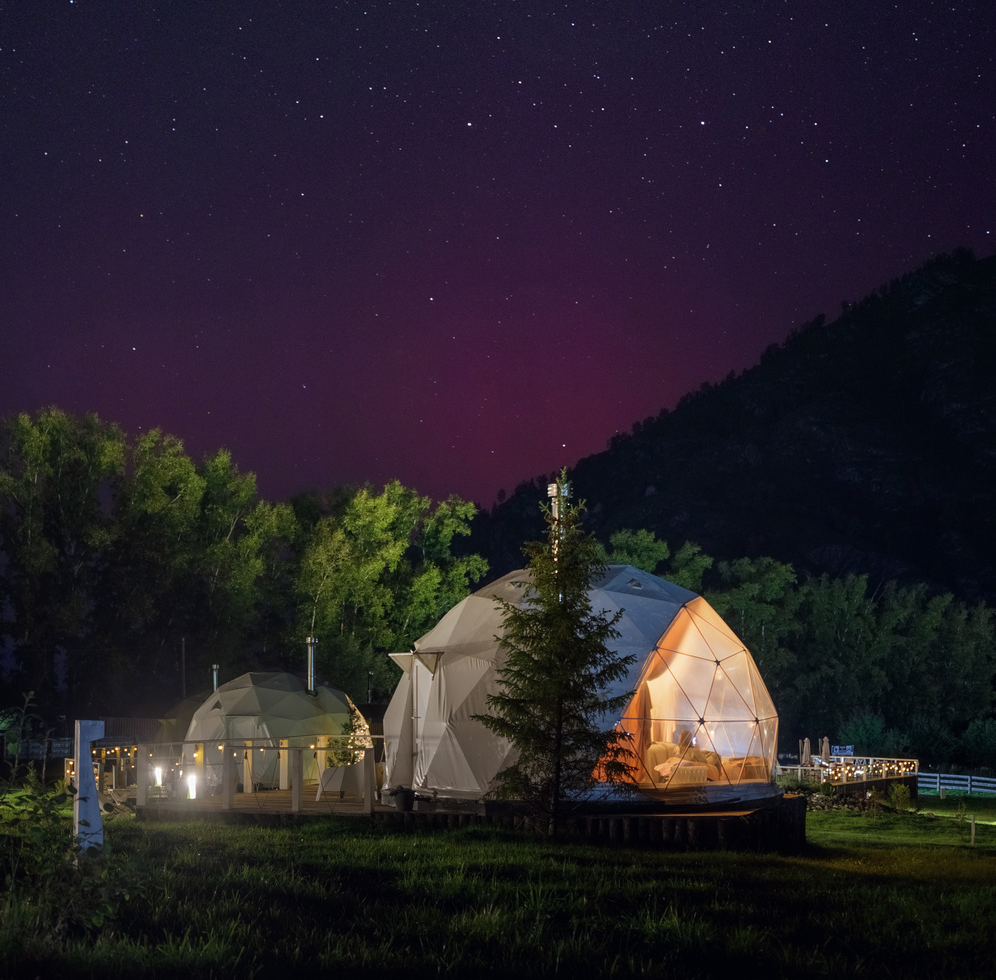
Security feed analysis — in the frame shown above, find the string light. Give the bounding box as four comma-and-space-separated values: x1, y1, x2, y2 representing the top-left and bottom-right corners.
823, 756, 917, 783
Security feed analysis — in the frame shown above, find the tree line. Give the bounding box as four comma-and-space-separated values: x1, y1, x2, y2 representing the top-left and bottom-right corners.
0, 408, 487, 720
2, 409, 993, 769
600, 529, 996, 768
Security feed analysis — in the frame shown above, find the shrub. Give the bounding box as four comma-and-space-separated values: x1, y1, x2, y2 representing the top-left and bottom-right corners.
889, 782, 911, 815
1, 785, 141, 947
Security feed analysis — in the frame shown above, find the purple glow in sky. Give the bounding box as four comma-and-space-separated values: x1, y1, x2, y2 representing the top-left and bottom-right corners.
2, 2, 993, 504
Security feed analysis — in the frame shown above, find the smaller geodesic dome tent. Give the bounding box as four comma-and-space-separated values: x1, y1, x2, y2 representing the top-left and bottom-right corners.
383, 566, 779, 805
184, 670, 366, 790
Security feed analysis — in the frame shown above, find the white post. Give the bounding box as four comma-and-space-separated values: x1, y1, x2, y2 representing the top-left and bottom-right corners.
363, 749, 375, 814
279, 738, 290, 790
222, 742, 234, 809
136, 744, 149, 806
73, 720, 105, 852
292, 748, 303, 812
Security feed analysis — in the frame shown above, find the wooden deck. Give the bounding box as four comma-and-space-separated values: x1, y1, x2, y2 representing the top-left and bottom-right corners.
132, 786, 807, 851
133, 785, 392, 823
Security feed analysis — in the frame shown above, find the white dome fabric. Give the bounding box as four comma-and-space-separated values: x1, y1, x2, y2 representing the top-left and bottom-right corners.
184, 671, 363, 789
383, 565, 779, 804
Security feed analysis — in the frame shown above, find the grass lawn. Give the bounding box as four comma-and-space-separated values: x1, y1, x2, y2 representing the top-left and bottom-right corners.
2, 794, 995, 979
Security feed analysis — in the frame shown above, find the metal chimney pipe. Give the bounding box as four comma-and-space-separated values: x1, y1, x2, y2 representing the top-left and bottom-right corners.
212, 664, 220, 691
306, 636, 316, 693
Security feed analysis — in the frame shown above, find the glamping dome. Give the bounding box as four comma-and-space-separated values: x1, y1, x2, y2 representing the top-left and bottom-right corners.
383, 566, 779, 806
184, 670, 366, 789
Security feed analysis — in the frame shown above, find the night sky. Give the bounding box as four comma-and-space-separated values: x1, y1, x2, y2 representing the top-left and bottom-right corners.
2, 2, 993, 506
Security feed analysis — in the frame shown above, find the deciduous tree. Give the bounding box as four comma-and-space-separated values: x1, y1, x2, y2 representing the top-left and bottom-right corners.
293, 482, 486, 701
0, 409, 125, 714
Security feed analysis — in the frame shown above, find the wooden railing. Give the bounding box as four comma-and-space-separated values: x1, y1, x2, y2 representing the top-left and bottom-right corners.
777, 755, 918, 786
123, 737, 379, 813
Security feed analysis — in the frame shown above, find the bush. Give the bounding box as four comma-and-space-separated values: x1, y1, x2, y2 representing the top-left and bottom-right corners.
889, 782, 911, 814
1, 785, 141, 949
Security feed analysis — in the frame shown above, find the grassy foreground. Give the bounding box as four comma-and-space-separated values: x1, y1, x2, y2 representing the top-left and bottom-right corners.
2, 795, 995, 979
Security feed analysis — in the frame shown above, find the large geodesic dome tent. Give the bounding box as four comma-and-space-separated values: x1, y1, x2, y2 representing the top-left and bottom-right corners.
383, 565, 779, 805
184, 670, 365, 790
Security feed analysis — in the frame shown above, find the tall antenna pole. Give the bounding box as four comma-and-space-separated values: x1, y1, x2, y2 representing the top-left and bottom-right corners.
547, 478, 570, 600
306, 636, 317, 694
547, 479, 571, 555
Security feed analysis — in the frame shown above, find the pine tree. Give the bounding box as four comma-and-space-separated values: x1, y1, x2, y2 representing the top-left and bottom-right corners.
478, 477, 635, 834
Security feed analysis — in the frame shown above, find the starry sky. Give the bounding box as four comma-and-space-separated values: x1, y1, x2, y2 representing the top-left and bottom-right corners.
2, 1, 993, 506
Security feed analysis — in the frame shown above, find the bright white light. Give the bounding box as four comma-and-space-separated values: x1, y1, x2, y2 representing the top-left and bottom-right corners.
154, 766, 163, 787
187, 774, 197, 800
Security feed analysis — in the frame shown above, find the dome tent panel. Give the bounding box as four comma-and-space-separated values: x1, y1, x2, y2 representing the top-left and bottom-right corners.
382, 654, 417, 789
747, 661, 778, 721
420, 720, 512, 798
413, 659, 501, 798
383, 571, 527, 797
701, 658, 764, 722
658, 604, 728, 664
683, 597, 751, 657
383, 565, 780, 806
756, 716, 779, 763
434, 654, 495, 716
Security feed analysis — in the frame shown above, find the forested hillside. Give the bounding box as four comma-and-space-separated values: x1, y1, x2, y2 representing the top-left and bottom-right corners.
473, 248, 996, 604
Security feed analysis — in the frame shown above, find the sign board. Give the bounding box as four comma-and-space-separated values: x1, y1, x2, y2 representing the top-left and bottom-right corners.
831, 744, 854, 756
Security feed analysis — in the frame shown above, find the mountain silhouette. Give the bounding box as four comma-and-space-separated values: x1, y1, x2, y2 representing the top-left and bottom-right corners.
472, 248, 996, 603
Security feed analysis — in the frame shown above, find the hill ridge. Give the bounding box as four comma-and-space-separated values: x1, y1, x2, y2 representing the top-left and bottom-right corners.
472, 248, 996, 602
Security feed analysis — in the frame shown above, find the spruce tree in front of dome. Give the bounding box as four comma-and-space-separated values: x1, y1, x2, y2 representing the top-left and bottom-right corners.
478, 474, 635, 835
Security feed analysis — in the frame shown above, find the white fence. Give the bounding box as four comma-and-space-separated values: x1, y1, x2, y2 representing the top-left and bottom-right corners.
917, 771, 996, 796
